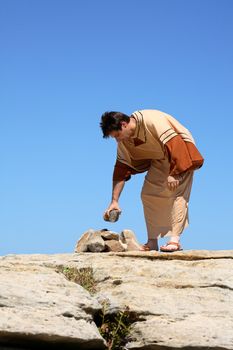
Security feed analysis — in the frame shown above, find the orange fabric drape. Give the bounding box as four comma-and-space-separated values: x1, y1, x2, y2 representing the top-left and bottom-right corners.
165, 135, 204, 175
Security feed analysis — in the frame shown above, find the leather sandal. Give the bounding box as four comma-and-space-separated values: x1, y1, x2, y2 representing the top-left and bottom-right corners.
160, 241, 183, 252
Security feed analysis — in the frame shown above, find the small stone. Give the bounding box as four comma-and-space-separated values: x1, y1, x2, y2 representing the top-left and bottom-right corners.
120, 229, 141, 251
112, 279, 123, 285
104, 240, 126, 252
87, 231, 106, 252
101, 230, 119, 240
75, 229, 95, 253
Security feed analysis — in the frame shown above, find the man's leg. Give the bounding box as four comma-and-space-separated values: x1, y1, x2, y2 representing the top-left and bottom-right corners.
160, 171, 194, 252
140, 159, 171, 251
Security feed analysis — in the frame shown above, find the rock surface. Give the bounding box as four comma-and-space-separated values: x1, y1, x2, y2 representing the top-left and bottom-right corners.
0, 250, 233, 349
0, 253, 105, 349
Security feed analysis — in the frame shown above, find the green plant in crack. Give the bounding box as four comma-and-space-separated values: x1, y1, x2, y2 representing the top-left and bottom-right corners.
57, 266, 97, 294
97, 301, 135, 350
57, 267, 138, 349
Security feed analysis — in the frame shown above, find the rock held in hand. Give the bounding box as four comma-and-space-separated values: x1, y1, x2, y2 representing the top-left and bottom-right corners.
104, 209, 121, 223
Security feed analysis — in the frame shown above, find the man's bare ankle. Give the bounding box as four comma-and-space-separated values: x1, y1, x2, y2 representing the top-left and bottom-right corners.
147, 239, 158, 250
169, 236, 180, 244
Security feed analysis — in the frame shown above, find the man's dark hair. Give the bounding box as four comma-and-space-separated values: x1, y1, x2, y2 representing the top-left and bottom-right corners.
100, 111, 130, 138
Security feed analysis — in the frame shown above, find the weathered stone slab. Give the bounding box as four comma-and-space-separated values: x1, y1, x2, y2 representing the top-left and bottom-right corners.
127, 314, 233, 349
72, 252, 233, 349
0, 255, 105, 349
1, 251, 233, 349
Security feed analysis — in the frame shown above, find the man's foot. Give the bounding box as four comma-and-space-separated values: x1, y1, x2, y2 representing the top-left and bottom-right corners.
140, 244, 151, 251
140, 239, 158, 251
160, 241, 183, 252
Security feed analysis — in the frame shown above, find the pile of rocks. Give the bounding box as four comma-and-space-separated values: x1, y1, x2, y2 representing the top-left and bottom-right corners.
75, 228, 142, 253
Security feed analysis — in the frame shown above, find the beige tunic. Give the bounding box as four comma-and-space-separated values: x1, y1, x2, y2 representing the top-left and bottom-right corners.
115, 109, 203, 239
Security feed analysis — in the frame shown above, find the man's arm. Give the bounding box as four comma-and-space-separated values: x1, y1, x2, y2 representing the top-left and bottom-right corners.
103, 180, 125, 219
112, 180, 125, 203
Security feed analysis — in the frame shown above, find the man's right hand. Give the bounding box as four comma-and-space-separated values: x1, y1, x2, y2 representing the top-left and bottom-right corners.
103, 201, 121, 220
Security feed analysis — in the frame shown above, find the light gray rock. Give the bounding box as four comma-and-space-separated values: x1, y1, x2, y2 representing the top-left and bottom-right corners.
1, 250, 233, 349
86, 231, 105, 252
0, 254, 105, 349
74, 229, 95, 253
120, 229, 142, 251
73, 250, 233, 349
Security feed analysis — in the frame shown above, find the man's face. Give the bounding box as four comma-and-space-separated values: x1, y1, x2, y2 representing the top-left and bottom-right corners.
109, 121, 131, 142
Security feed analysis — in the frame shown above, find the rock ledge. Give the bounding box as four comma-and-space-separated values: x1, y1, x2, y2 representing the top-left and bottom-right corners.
0, 250, 232, 349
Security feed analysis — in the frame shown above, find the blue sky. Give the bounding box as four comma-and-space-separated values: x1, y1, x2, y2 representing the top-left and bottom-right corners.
1, 0, 233, 255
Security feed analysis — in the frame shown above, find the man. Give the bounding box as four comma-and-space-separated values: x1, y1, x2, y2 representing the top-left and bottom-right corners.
100, 109, 204, 252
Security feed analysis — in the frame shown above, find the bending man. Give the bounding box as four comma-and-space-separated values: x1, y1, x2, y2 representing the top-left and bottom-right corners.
100, 109, 204, 252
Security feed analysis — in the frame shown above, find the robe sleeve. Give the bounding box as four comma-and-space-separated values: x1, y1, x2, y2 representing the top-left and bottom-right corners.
165, 135, 204, 175
113, 160, 140, 182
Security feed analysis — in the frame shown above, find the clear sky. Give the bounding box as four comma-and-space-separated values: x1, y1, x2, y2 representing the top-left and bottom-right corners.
1, 0, 233, 255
